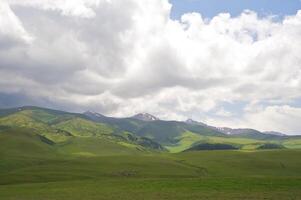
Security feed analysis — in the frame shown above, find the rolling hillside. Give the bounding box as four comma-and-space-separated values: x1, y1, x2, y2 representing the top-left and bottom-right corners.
84, 110, 301, 152
85, 111, 226, 146
1, 106, 301, 154
0, 107, 165, 155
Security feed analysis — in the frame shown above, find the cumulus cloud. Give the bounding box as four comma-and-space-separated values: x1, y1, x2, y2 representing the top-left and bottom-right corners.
7, 0, 104, 18
0, 0, 300, 133
206, 104, 301, 135
0, 1, 32, 48
244, 105, 301, 134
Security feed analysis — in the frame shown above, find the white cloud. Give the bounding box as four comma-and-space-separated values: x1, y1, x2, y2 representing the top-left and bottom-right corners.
0, 0, 32, 48
207, 105, 301, 135
0, 0, 300, 133
244, 105, 301, 134
7, 0, 106, 18
215, 108, 233, 117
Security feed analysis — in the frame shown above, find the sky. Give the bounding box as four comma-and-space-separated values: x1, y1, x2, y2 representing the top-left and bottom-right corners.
170, 0, 301, 19
0, 0, 301, 134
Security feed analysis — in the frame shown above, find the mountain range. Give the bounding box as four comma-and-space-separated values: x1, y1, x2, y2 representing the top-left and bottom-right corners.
0, 106, 300, 155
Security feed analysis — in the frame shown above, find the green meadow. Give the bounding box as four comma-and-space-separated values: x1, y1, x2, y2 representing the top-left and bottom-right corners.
1, 149, 301, 200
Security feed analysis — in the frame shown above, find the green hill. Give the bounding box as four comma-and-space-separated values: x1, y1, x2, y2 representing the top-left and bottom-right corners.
85, 112, 226, 146
53, 117, 114, 137
229, 129, 286, 140
0, 109, 72, 142
0, 107, 165, 154
1, 106, 301, 153
83, 111, 301, 152
0, 127, 57, 159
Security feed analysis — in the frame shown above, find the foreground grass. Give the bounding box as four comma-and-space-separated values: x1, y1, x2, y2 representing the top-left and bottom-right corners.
1, 177, 301, 200
1, 149, 301, 200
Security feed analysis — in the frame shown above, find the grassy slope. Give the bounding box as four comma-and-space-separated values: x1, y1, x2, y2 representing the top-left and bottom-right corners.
0, 128, 57, 159
56, 137, 145, 156
174, 149, 301, 177
0, 122, 157, 158
53, 118, 165, 152
283, 138, 301, 149
129, 120, 225, 145
0, 109, 163, 153
53, 117, 113, 137
165, 131, 264, 152
0, 110, 72, 142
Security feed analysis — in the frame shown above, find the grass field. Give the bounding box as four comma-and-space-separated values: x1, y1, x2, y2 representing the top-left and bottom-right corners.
1, 177, 301, 200
1, 149, 301, 199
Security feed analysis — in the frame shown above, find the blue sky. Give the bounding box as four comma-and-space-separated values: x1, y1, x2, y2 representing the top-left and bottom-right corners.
170, 0, 301, 19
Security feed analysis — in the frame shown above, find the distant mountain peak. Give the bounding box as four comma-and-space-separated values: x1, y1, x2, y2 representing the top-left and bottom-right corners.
83, 111, 107, 120
186, 118, 197, 124
131, 113, 159, 121
84, 111, 103, 117
185, 118, 207, 126
216, 127, 262, 135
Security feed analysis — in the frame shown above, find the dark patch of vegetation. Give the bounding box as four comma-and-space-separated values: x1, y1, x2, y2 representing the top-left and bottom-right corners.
113, 170, 139, 177
184, 143, 239, 151
0, 125, 10, 131
257, 143, 285, 150
37, 134, 55, 145
137, 137, 166, 151
54, 129, 73, 136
